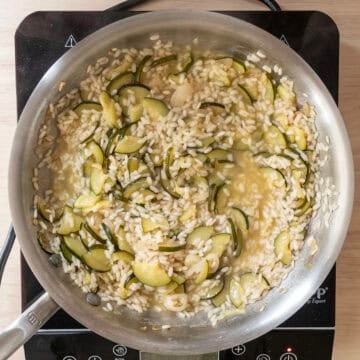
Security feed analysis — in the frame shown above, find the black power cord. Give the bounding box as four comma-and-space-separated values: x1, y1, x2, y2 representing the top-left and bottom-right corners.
259, 0, 281, 11
107, 0, 147, 11
107, 0, 282, 12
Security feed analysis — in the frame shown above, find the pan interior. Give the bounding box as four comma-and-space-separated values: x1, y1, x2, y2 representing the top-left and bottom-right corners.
9, 10, 353, 355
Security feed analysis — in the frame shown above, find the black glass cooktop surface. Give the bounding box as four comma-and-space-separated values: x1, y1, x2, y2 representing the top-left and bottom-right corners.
16, 10, 339, 360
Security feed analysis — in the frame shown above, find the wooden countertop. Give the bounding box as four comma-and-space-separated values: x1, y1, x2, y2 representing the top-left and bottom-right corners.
0, 1, 359, 359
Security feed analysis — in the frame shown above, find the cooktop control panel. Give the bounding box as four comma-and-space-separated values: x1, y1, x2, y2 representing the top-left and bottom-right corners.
23, 329, 334, 360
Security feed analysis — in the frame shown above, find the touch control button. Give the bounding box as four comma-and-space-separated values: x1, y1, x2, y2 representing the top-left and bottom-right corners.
231, 344, 246, 355
88, 356, 102, 360
62, 356, 77, 360
256, 354, 271, 360
113, 344, 128, 357
280, 353, 298, 360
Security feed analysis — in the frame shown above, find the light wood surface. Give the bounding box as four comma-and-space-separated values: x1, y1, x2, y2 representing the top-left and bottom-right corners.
0, 1, 359, 359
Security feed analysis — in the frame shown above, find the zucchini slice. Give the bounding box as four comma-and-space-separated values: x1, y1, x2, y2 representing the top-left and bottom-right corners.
229, 278, 245, 308
143, 97, 169, 121
57, 206, 84, 235
60, 240, 73, 263
127, 158, 140, 174
211, 68, 231, 86
228, 217, 243, 257
125, 274, 141, 289
82, 200, 112, 213
105, 128, 124, 156
208, 233, 231, 258
193, 260, 209, 284
232, 58, 246, 74
118, 83, 150, 102
99, 92, 118, 128
215, 184, 230, 214
196, 153, 208, 163
180, 53, 194, 73
74, 102, 102, 117
74, 193, 101, 209
158, 240, 186, 252
171, 273, 186, 285
207, 149, 232, 162
199, 279, 225, 300
295, 199, 311, 217
241, 81, 258, 102
117, 227, 134, 254
150, 153, 164, 167
293, 197, 307, 209
63, 235, 88, 259
127, 158, 152, 178
240, 273, 269, 296
273, 112, 289, 130
112, 250, 134, 264
292, 126, 307, 150
212, 277, 230, 307
200, 102, 225, 114
118, 84, 150, 120
80, 121, 99, 144
199, 136, 215, 148
151, 54, 177, 67
237, 85, 253, 105
106, 71, 134, 95
260, 167, 287, 188
292, 165, 310, 185
135, 55, 152, 83
165, 147, 175, 179
174, 284, 185, 294
37, 202, 63, 223
86, 141, 104, 165
128, 103, 144, 123
264, 125, 287, 150
101, 223, 119, 250
37, 232, 54, 254
132, 262, 171, 287
114, 136, 145, 154
141, 217, 169, 233
227, 207, 249, 238
263, 74, 275, 103
90, 167, 107, 195
106, 61, 131, 81
158, 281, 179, 295
187, 226, 214, 247
277, 83, 296, 105
191, 175, 208, 190
179, 205, 196, 224
160, 176, 181, 199
208, 183, 218, 213
133, 189, 155, 205
274, 231, 292, 265
123, 177, 149, 199
82, 247, 111, 272
84, 222, 106, 244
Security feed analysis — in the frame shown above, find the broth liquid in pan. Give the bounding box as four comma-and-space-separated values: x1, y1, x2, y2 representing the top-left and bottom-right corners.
15, 10, 339, 360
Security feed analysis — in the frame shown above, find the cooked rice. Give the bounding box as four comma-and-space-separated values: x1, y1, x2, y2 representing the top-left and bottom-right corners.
32, 37, 336, 326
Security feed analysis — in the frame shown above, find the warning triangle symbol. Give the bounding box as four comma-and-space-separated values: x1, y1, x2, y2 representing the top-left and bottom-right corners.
65, 34, 77, 48
280, 34, 290, 47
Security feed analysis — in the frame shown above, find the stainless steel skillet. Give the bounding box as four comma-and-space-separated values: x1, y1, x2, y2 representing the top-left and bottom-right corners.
0, 10, 354, 359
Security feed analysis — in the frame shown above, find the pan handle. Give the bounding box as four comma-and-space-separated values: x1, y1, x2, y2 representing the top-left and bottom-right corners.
0, 225, 60, 360
0, 292, 59, 360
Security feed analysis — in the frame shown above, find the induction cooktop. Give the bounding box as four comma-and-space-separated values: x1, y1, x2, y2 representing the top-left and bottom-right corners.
15, 9, 339, 360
